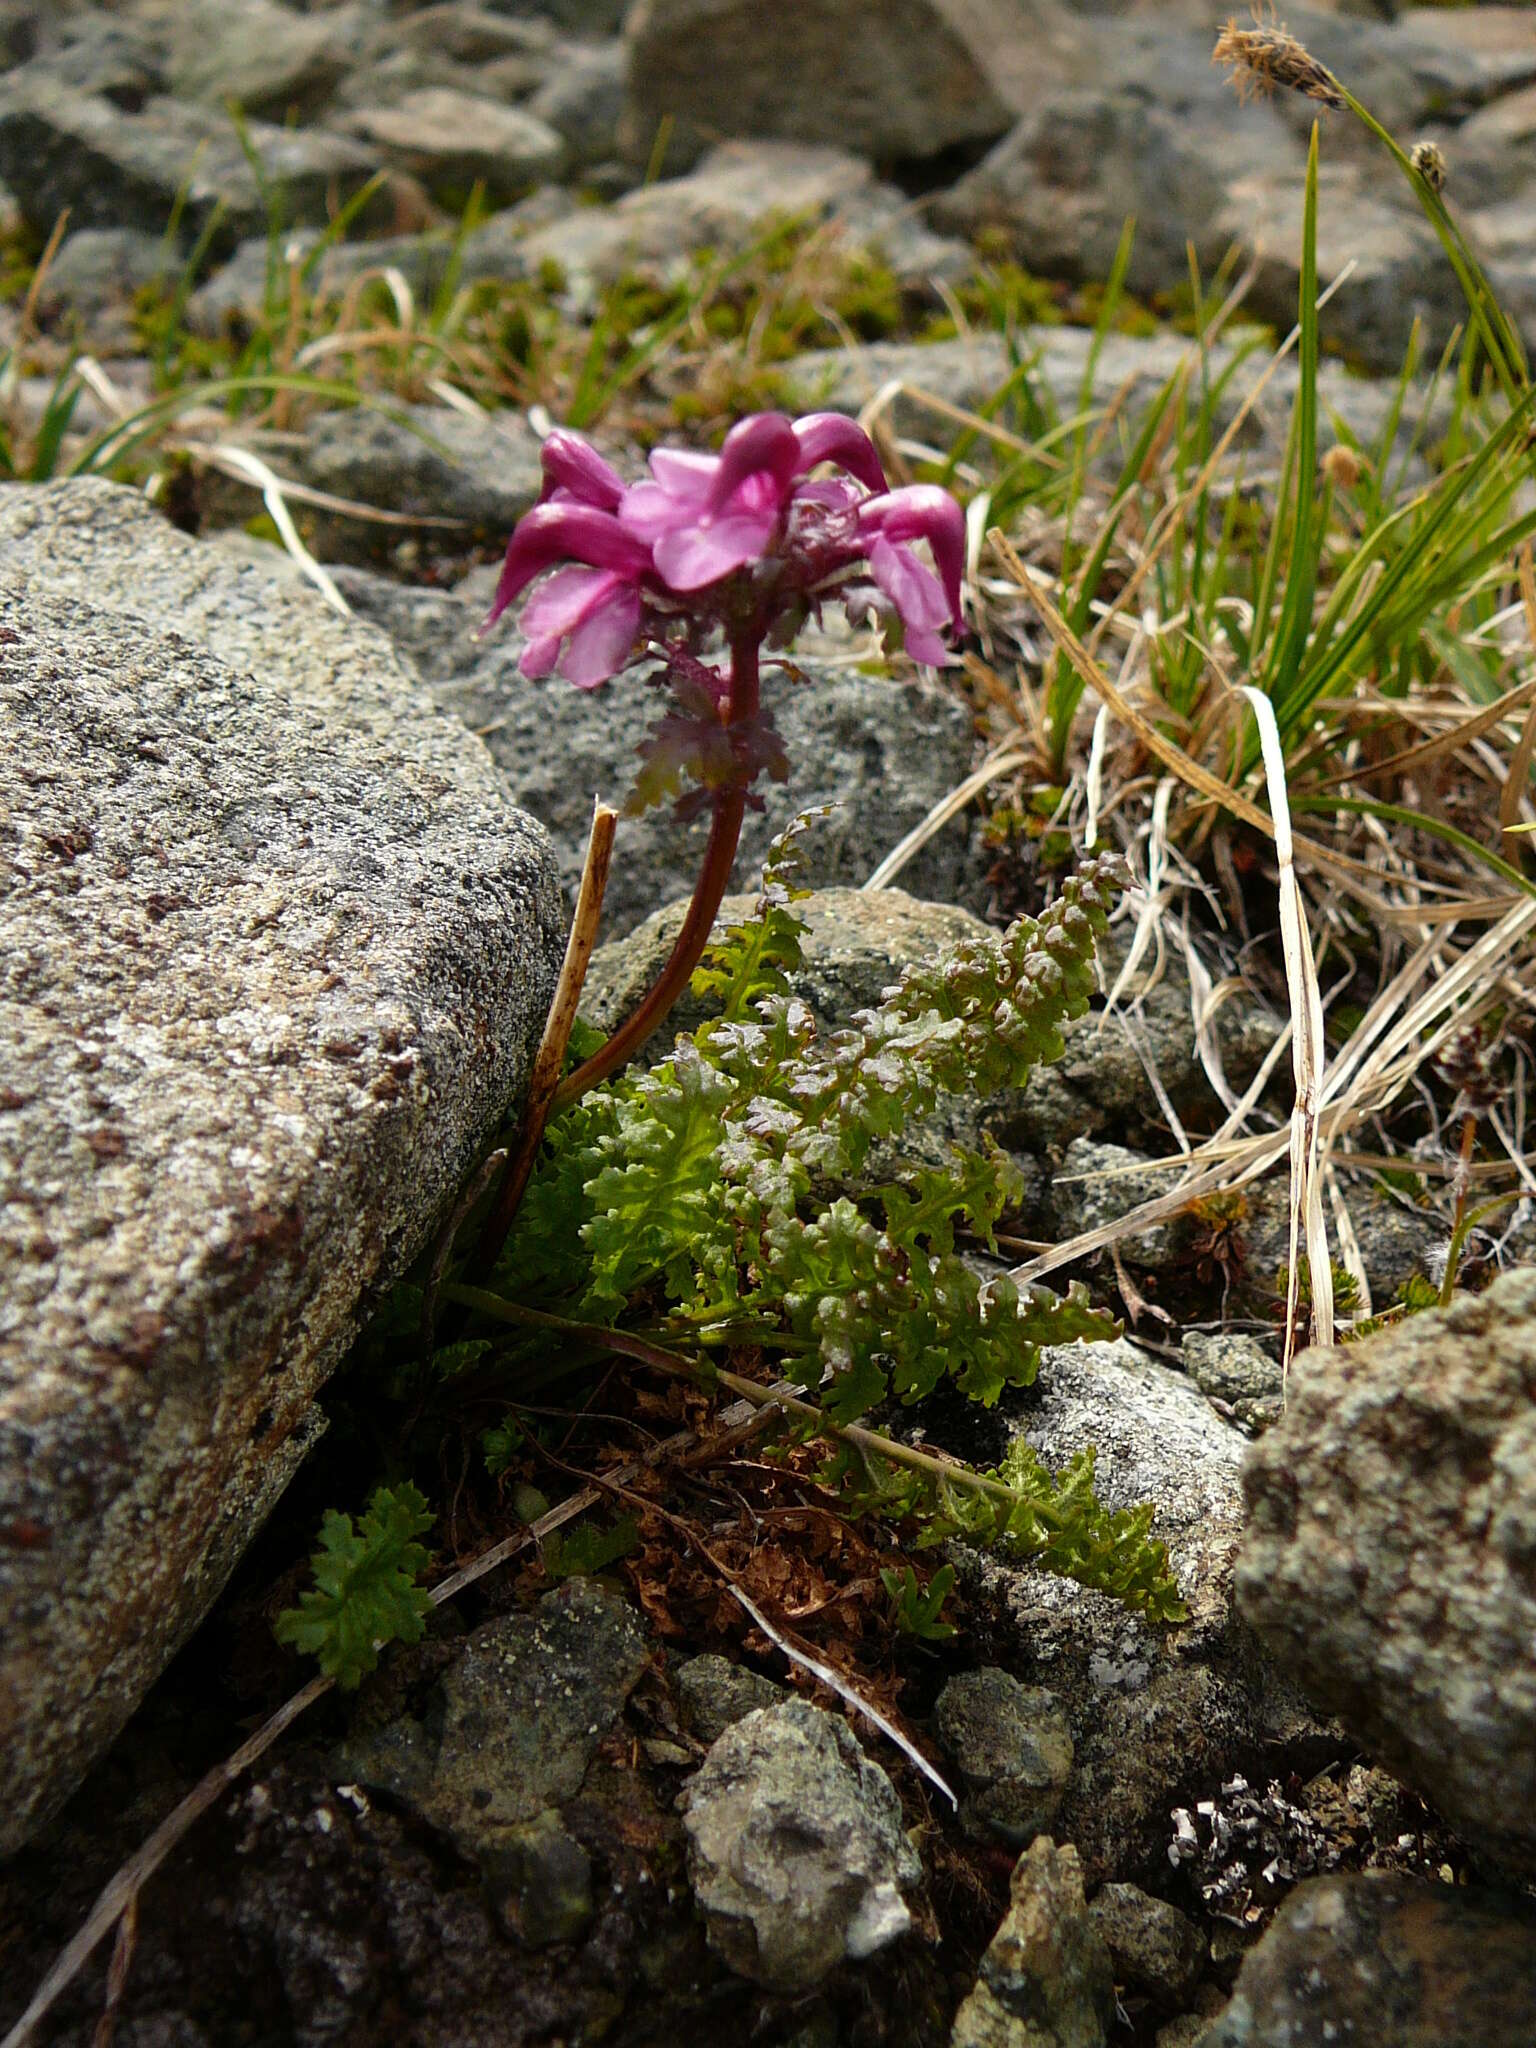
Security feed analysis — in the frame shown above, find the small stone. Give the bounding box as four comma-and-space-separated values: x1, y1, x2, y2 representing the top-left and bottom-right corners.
673, 1654, 784, 1746
342, 88, 566, 201
1050, 1138, 1192, 1270
1181, 1332, 1283, 1435
683, 1700, 921, 1992
1088, 1883, 1205, 2011
339, 1581, 651, 1859
950, 1836, 1114, 2048
622, 0, 1016, 170
0, 79, 384, 251
934, 1669, 1074, 1848
481, 1808, 594, 1946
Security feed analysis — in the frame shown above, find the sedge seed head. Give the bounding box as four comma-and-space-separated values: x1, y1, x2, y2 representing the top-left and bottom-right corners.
1410, 140, 1447, 194
1213, 12, 1346, 111
1320, 444, 1365, 490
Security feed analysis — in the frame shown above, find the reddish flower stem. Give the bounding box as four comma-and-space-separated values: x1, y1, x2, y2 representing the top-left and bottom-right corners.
549, 632, 762, 1113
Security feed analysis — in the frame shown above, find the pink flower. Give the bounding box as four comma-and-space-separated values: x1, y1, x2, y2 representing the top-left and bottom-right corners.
482, 500, 652, 686
791, 412, 888, 495
856, 486, 966, 665
620, 413, 802, 592
482, 416, 966, 693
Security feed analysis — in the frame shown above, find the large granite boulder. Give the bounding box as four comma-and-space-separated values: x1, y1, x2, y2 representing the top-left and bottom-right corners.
0, 480, 564, 1854
1237, 1268, 1536, 1876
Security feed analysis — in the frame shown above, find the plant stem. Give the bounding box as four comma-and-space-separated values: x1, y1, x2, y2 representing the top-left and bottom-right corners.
440, 1283, 1076, 1536
551, 632, 763, 1111
472, 799, 617, 1276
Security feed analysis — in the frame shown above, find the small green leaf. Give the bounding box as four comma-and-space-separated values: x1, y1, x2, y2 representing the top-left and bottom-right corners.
274, 1484, 434, 1689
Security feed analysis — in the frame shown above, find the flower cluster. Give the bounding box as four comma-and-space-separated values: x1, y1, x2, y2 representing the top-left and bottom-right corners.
483, 411, 966, 689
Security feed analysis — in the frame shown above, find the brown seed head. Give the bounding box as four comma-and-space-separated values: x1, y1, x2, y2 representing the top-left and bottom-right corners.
1410, 140, 1447, 195
1320, 444, 1365, 490
1213, 13, 1346, 111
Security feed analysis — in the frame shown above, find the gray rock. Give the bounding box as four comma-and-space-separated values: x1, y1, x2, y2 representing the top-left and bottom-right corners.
1237, 1169, 1442, 1308
388, 4, 562, 70
393, 597, 978, 935
1395, 4, 1536, 112
36, 225, 172, 344
14, 11, 166, 108
950, 1836, 1114, 2048
0, 81, 385, 251
282, 401, 546, 556
673, 1653, 785, 1745
1194, 1872, 1536, 2048
934, 1669, 1074, 1847
582, 886, 993, 1047
470, 140, 875, 304
480, 1806, 594, 1945
1049, 1138, 1194, 1270
683, 1699, 921, 1991
622, 0, 1018, 171
341, 1580, 651, 1854
504, 0, 630, 28
0, 479, 564, 1855
341, 88, 567, 199
165, 0, 351, 121
1180, 1331, 1282, 1435
523, 39, 626, 174
929, 20, 1483, 370
1088, 1884, 1205, 2012
1237, 1268, 1536, 1877
953, 1340, 1325, 1882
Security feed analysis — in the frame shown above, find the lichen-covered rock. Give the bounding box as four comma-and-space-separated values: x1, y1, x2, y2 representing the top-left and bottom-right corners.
934, 1669, 1074, 1847
1049, 1138, 1193, 1269
683, 1699, 921, 1992
1194, 1871, 1536, 2048
950, 1836, 1114, 2048
952, 1341, 1327, 1881
1087, 1884, 1205, 2012
0, 479, 564, 1854
340, 1581, 652, 1857
1237, 1268, 1536, 1876
1180, 1332, 1282, 1437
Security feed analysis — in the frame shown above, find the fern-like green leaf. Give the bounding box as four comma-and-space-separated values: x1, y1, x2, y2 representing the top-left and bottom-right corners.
274, 1484, 435, 1688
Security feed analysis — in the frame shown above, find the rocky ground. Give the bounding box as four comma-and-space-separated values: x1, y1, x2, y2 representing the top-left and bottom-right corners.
2, 3, 1536, 2045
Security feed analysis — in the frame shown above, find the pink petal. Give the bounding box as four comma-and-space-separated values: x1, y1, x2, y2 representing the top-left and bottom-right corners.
869, 535, 949, 629
868, 536, 954, 666
654, 510, 777, 591
482, 503, 652, 633
707, 413, 798, 515
792, 412, 887, 493
539, 429, 624, 511
858, 485, 965, 623
519, 564, 614, 642
648, 448, 717, 501
561, 583, 642, 687
618, 478, 696, 544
